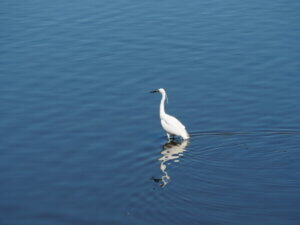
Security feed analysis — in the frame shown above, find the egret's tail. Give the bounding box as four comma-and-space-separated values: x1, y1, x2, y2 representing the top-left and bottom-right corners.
181, 129, 190, 140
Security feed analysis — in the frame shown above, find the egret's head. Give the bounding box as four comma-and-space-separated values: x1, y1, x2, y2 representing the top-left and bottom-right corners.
150, 88, 166, 94
150, 88, 168, 103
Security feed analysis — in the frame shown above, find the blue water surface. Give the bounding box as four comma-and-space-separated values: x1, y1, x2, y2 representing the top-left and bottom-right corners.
1, 0, 300, 224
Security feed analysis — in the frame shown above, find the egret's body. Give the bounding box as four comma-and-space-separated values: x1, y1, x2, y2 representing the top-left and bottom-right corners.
150, 88, 190, 140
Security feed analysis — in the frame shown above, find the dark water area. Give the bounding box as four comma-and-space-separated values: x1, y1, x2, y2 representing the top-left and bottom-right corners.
1, 0, 300, 224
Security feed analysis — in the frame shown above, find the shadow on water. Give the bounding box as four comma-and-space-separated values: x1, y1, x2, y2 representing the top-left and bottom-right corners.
151, 129, 300, 188
152, 140, 189, 187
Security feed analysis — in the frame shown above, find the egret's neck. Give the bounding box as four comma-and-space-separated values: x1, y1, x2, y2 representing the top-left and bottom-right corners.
160, 92, 166, 117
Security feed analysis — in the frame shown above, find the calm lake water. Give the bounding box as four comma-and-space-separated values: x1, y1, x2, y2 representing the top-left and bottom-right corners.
1, 0, 300, 224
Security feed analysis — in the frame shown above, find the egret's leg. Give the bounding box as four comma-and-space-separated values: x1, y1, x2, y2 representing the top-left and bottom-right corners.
167, 133, 171, 141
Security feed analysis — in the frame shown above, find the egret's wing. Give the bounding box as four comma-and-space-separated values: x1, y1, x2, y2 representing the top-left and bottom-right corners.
161, 114, 189, 139
164, 114, 186, 129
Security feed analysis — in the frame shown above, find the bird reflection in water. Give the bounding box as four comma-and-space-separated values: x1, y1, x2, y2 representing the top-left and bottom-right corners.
152, 140, 189, 187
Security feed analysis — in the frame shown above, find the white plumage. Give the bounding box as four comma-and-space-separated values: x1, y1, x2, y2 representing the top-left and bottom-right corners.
150, 88, 190, 140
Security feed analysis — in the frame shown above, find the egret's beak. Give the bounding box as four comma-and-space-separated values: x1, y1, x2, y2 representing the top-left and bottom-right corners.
150, 90, 159, 93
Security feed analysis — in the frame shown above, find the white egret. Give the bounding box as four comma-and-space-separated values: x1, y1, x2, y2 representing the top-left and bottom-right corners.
150, 88, 190, 140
